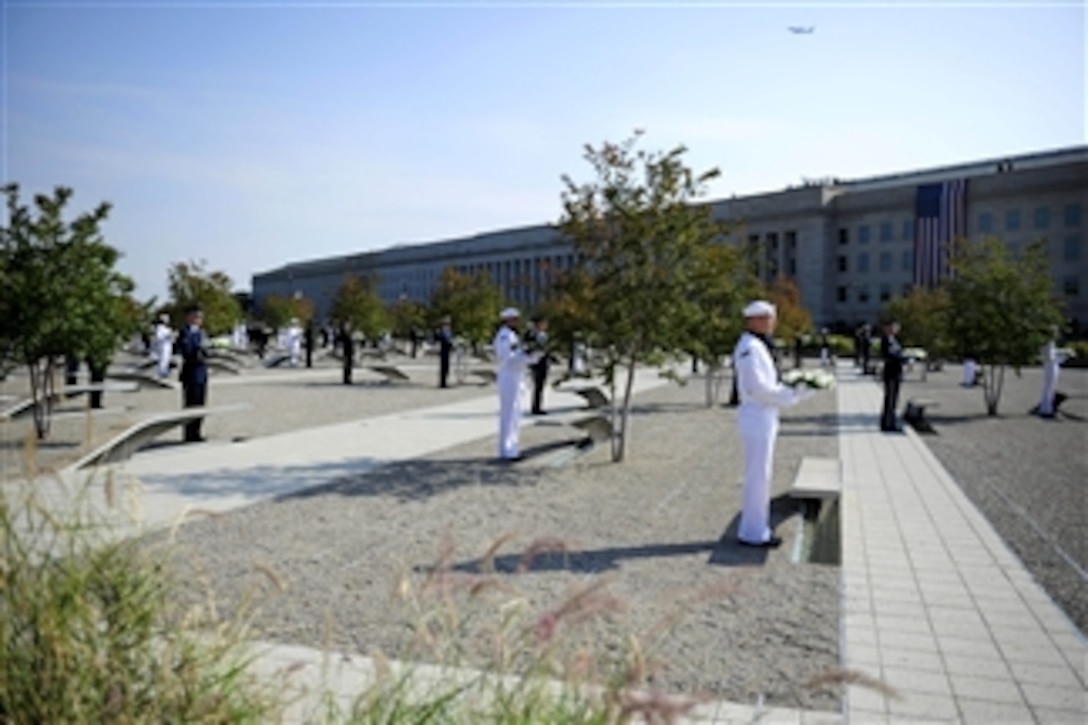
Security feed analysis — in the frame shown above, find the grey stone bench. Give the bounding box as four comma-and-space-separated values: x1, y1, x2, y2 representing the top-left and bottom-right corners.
366, 365, 411, 383
788, 457, 842, 501
904, 398, 940, 433
568, 413, 614, 444
469, 369, 498, 385
1, 382, 139, 421
571, 386, 610, 410
107, 370, 179, 390
66, 403, 251, 470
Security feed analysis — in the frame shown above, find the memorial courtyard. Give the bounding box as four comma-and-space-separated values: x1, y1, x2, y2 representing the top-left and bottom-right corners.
1, 349, 1084, 724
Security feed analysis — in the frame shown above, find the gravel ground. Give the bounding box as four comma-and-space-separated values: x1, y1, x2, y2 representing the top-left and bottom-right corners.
145, 377, 844, 712
896, 363, 1088, 634
0, 352, 495, 478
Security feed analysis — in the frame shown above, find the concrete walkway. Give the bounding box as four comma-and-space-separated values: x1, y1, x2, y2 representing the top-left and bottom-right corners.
836, 366, 1086, 724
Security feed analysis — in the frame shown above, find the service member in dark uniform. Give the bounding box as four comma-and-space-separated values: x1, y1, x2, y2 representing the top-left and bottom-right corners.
178, 306, 209, 442
338, 321, 355, 385
437, 317, 454, 388
879, 320, 906, 432
526, 317, 551, 415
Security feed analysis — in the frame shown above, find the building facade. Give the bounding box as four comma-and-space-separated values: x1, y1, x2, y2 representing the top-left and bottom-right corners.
253, 146, 1088, 330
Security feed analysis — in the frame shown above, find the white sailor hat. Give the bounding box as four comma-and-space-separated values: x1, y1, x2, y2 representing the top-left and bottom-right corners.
499, 307, 521, 320
742, 300, 777, 318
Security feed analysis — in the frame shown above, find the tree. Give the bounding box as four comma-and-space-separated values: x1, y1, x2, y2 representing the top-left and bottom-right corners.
559, 131, 722, 462
687, 242, 759, 406
881, 286, 952, 380
261, 293, 315, 331
164, 260, 242, 336
327, 274, 388, 341
765, 276, 813, 346
0, 184, 136, 438
429, 267, 506, 351
945, 236, 1064, 415
388, 296, 427, 339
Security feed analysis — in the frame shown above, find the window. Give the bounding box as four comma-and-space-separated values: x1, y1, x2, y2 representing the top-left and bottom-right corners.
787, 259, 796, 276
858, 225, 871, 244
857, 253, 870, 273
838, 255, 848, 272
879, 252, 892, 273
1065, 204, 1082, 228
902, 219, 914, 240
977, 212, 993, 234
1064, 277, 1080, 297
767, 232, 779, 250
879, 285, 891, 302
785, 230, 798, 248
880, 222, 893, 242
1034, 207, 1051, 230
838, 228, 849, 245
857, 285, 870, 303
1006, 209, 1021, 231
1065, 236, 1081, 262
837, 286, 848, 302
901, 249, 913, 272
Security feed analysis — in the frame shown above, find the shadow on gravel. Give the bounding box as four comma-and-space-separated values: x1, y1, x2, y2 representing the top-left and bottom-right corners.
444, 496, 800, 575
277, 439, 581, 504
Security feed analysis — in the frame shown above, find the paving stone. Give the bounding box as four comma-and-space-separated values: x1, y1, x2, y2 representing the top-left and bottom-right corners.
948, 673, 1027, 704
956, 697, 1034, 725
1018, 681, 1085, 711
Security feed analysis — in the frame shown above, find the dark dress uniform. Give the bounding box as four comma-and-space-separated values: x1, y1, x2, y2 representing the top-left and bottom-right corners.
880, 329, 906, 431
526, 326, 550, 415
438, 325, 454, 388
178, 324, 209, 441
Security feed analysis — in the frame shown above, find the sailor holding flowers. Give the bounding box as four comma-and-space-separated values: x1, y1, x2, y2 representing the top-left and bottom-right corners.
733, 300, 832, 548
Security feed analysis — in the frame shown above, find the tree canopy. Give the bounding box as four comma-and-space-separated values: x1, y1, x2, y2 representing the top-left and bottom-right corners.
327, 274, 388, 340
164, 260, 242, 336
429, 267, 506, 347
261, 293, 315, 331
1, 184, 136, 438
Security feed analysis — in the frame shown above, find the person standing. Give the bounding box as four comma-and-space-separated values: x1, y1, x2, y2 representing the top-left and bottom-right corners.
493, 307, 537, 461
526, 317, 550, 415
879, 320, 907, 432
1038, 331, 1072, 418
178, 306, 209, 442
819, 327, 830, 367
286, 319, 303, 367
438, 317, 454, 388
733, 300, 811, 548
338, 321, 355, 385
860, 324, 873, 375
155, 314, 174, 378
304, 322, 315, 368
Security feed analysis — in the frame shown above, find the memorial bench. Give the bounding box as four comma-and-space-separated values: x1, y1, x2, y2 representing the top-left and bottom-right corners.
788, 456, 842, 501
366, 365, 411, 384
469, 369, 497, 385
568, 413, 614, 445
571, 386, 610, 410
107, 370, 179, 390
66, 403, 252, 470
1, 382, 139, 421
904, 398, 939, 433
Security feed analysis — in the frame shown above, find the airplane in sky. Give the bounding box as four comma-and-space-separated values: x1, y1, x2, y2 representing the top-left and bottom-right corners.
788, 26, 815, 34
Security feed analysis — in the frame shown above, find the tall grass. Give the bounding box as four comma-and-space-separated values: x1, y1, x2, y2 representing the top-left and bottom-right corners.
0, 473, 283, 723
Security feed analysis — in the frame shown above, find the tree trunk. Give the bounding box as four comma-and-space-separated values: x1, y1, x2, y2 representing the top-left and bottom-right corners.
608, 367, 620, 461
28, 357, 55, 440
704, 359, 723, 407
984, 363, 1005, 416
613, 355, 639, 463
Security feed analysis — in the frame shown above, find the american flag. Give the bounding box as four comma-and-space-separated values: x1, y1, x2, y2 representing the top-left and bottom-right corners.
913, 179, 968, 288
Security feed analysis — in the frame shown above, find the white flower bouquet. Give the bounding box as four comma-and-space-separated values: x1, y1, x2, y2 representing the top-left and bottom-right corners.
903, 347, 928, 361
782, 369, 836, 390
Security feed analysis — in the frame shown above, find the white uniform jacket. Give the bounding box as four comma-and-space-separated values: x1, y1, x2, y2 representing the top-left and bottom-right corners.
733, 332, 804, 416
493, 326, 533, 382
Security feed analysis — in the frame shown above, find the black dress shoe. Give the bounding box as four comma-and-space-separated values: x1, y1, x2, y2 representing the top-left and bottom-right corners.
738, 536, 783, 549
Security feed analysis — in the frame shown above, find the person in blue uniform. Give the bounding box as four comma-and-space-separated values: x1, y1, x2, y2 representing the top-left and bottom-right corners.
178, 306, 209, 442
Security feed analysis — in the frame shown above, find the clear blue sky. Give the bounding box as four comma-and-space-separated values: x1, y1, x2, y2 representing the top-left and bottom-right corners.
5, 0, 1085, 302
